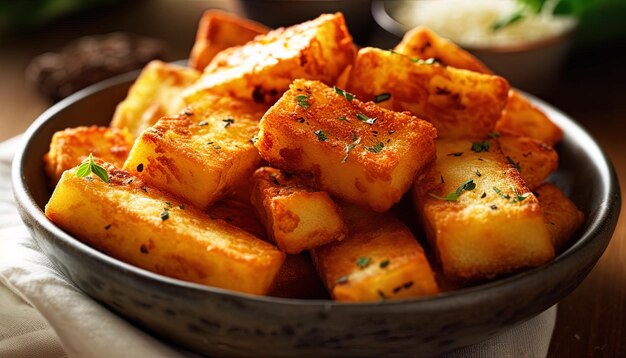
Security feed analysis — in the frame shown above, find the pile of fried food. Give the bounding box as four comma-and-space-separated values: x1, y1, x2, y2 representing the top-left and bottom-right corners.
43, 11, 584, 302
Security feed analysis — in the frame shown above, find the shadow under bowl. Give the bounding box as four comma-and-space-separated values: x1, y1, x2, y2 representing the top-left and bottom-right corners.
11, 71, 621, 357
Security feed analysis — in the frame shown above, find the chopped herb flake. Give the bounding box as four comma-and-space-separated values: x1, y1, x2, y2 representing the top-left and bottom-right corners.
356, 113, 376, 125
223, 118, 234, 127
481, 192, 487, 198
160, 211, 169, 221
490, 204, 498, 210
76, 153, 109, 183
447, 152, 463, 157
380, 259, 390, 268
412, 57, 437, 65
338, 116, 349, 121
342, 136, 361, 163
475, 170, 482, 177
430, 179, 476, 201
296, 95, 310, 110
507, 156, 522, 173
314, 130, 327, 141
488, 131, 500, 139
365, 142, 384, 153
373, 92, 391, 103
179, 204, 185, 210
334, 87, 355, 102
356, 256, 371, 268
493, 186, 510, 200
471, 141, 490, 152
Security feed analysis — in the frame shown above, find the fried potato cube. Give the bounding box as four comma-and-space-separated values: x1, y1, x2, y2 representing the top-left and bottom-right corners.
189, 10, 269, 71
394, 26, 492, 74
111, 60, 201, 138
183, 13, 356, 105
496, 90, 563, 146
412, 139, 554, 282
498, 134, 558, 190
311, 204, 439, 302
535, 183, 584, 250
255, 79, 437, 212
43, 126, 133, 186
270, 253, 328, 299
208, 198, 268, 240
345, 47, 509, 140
123, 95, 266, 209
250, 167, 347, 254
45, 162, 284, 295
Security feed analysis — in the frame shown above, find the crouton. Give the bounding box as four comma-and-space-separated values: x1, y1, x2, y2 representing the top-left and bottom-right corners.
183, 13, 356, 105
345, 47, 509, 139
123, 95, 266, 209
43, 126, 133, 186
45, 162, 284, 295
255, 79, 437, 212
250, 167, 347, 254
412, 139, 554, 281
535, 183, 585, 250
311, 204, 439, 302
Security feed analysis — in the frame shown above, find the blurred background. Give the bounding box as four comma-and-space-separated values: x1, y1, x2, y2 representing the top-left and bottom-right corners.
1, 0, 625, 356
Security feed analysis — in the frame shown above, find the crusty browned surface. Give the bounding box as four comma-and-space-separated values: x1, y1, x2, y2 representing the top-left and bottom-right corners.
207, 198, 268, 241
498, 134, 558, 190
123, 95, 266, 209
189, 10, 268, 71
250, 167, 347, 254
110, 60, 200, 138
43, 126, 133, 186
183, 13, 355, 105
255, 79, 437, 212
345, 47, 509, 140
535, 183, 585, 250
394, 26, 492, 74
45, 161, 284, 295
496, 90, 563, 146
311, 204, 439, 302
413, 139, 554, 282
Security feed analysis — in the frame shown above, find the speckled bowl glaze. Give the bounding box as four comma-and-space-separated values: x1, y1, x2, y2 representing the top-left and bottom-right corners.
12, 71, 620, 357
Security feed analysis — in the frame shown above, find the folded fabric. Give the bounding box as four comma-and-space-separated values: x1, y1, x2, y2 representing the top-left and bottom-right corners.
0, 136, 556, 357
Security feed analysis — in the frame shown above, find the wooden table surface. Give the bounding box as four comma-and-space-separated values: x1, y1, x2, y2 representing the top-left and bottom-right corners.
1, 1, 624, 356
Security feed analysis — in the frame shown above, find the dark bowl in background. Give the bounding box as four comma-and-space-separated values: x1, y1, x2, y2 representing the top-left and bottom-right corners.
12, 70, 621, 357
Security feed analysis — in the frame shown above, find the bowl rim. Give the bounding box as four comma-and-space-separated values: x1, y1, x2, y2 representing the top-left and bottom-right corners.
11, 70, 621, 310
371, 0, 577, 53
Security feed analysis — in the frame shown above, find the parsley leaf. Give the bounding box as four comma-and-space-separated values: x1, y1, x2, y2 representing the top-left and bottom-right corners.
365, 142, 384, 153
342, 136, 362, 163
493, 186, 511, 200
488, 131, 500, 139
356, 113, 376, 125
373, 92, 391, 103
430, 179, 476, 201
471, 140, 490, 152
507, 155, 522, 173
76, 153, 109, 183
160, 211, 169, 221
314, 129, 327, 141
380, 259, 390, 268
296, 95, 310, 110
412, 57, 437, 65
222, 118, 234, 128
338, 116, 349, 122
334, 87, 355, 102
356, 256, 371, 268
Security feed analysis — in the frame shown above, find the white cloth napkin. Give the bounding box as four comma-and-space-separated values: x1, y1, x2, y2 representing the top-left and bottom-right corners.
0, 135, 557, 358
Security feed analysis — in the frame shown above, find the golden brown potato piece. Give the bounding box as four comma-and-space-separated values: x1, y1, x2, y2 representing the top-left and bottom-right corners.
496, 90, 563, 146
123, 95, 266, 209
250, 167, 347, 254
412, 139, 554, 282
255, 79, 437, 212
207, 198, 267, 240
345, 47, 509, 140
111, 60, 201, 138
498, 134, 558, 190
270, 253, 328, 299
311, 204, 439, 302
45, 162, 284, 295
183, 13, 356, 105
394, 26, 492, 74
43, 126, 133, 186
535, 183, 585, 250
189, 10, 269, 71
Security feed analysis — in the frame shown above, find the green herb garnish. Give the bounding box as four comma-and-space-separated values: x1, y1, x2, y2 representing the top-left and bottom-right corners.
356, 256, 371, 268
430, 179, 476, 201
471, 140, 490, 152
160, 211, 169, 221
296, 95, 310, 110
334, 87, 355, 102
380, 259, 390, 268
412, 57, 437, 65
365, 142, 384, 153
488, 131, 500, 139
342, 136, 361, 163
76, 153, 109, 183
356, 113, 376, 125
223, 118, 234, 128
373, 92, 391, 103
338, 116, 349, 122
314, 130, 327, 141
507, 155, 522, 173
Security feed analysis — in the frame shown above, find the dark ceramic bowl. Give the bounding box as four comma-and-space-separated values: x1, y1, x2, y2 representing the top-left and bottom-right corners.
12, 71, 621, 357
